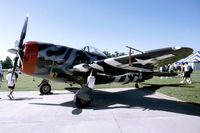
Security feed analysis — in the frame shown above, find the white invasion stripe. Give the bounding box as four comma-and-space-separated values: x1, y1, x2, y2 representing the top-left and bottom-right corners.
114, 76, 121, 82
89, 63, 104, 71
135, 58, 153, 65
133, 75, 138, 81
73, 64, 89, 72
139, 72, 142, 80
124, 76, 129, 83
105, 58, 152, 72
104, 58, 122, 67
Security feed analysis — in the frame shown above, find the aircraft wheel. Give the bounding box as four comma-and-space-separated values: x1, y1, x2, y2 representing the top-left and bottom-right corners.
74, 95, 92, 108
135, 83, 139, 88
40, 83, 51, 95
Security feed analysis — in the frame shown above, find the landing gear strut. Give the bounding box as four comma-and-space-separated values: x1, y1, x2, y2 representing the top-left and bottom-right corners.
38, 79, 52, 95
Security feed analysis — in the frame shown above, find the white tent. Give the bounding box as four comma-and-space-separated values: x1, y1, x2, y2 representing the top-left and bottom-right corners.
177, 51, 200, 70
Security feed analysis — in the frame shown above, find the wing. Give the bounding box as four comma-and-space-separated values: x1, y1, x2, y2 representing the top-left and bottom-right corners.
73, 47, 193, 75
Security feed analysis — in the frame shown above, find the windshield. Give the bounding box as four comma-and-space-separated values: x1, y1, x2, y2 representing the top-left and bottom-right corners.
82, 46, 107, 57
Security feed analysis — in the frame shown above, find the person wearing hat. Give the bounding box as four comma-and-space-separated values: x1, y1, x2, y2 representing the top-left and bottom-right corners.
6, 69, 16, 99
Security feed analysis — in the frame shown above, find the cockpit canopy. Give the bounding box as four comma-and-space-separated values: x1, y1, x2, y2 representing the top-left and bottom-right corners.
82, 46, 107, 57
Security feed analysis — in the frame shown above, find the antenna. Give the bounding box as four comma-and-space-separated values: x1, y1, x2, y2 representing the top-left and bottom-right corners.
126, 46, 144, 54
126, 46, 144, 66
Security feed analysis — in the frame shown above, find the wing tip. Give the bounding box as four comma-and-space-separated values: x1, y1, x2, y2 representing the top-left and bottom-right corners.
173, 46, 193, 53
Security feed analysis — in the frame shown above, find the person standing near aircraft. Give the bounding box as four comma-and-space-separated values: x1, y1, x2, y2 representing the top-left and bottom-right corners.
6, 69, 16, 99
184, 62, 193, 84
180, 62, 192, 84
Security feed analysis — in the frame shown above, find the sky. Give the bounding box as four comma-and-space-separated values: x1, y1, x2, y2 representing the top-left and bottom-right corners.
0, 0, 200, 61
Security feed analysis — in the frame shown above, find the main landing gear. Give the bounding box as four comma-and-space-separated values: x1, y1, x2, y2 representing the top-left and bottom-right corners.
74, 71, 95, 108
38, 79, 52, 95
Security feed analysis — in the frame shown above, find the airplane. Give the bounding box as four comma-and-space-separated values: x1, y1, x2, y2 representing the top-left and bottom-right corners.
8, 14, 193, 107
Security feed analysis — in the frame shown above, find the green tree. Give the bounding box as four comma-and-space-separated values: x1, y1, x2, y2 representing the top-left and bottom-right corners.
112, 51, 119, 57
1, 56, 13, 69
103, 51, 112, 58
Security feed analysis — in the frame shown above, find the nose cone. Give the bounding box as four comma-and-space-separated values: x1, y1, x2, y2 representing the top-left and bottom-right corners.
20, 41, 38, 75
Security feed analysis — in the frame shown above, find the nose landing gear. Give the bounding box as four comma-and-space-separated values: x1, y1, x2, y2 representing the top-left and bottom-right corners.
38, 79, 52, 95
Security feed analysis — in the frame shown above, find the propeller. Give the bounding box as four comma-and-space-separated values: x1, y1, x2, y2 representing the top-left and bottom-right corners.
8, 13, 29, 78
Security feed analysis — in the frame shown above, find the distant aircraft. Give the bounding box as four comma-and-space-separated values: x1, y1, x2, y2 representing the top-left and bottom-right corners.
8, 14, 193, 107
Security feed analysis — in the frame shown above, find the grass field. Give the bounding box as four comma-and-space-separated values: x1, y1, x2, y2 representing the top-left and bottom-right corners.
1, 71, 200, 104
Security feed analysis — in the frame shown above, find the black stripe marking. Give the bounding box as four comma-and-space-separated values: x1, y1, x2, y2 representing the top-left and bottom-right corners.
64, 48, 73, 61
119, 76, 126, 82
47, 47, 67, 56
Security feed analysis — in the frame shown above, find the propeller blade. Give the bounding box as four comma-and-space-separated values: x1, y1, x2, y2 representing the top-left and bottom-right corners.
18, 13, 29, 49
8, 48, 18, 54
17, 52, 23, 69
14, 40, 19, 48
11, 56, 19, 78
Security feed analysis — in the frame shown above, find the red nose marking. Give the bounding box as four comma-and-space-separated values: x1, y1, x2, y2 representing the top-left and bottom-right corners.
20, 41, 38, 76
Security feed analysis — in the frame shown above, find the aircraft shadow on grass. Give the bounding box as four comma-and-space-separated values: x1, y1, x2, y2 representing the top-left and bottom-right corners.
30, 84, 200, 117
140, 83, 192, 92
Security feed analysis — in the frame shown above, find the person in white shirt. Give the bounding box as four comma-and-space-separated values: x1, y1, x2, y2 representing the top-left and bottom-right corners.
180, 62, 192, 84
6, 69, 16, 99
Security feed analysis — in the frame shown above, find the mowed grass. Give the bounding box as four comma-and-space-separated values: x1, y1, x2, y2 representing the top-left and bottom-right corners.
1, 71, 200, 104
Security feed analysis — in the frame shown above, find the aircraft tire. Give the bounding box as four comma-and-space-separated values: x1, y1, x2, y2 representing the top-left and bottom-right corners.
135, 83, 139, 88
40, 83, 51, 95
